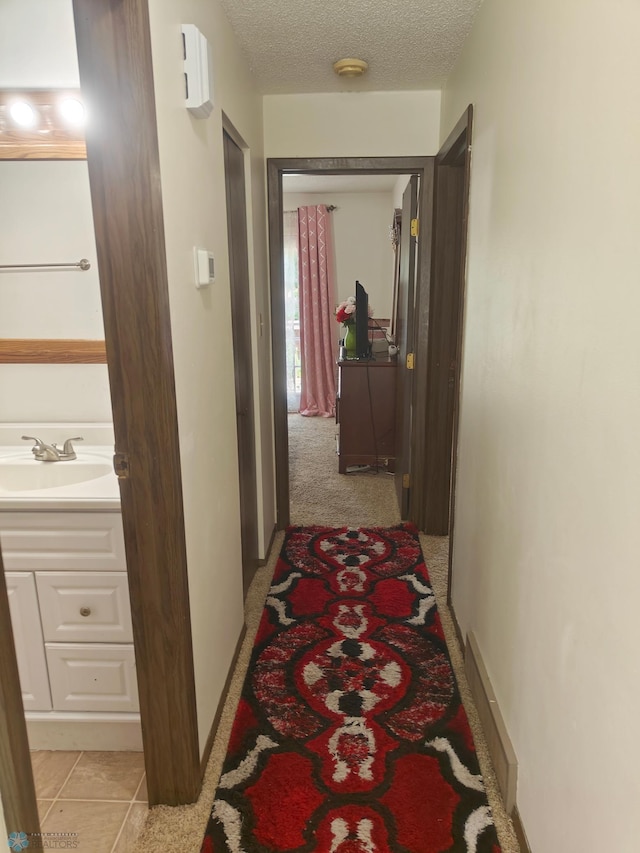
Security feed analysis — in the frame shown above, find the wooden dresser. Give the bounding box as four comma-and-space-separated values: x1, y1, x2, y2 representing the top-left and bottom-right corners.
336, 358, 397, 473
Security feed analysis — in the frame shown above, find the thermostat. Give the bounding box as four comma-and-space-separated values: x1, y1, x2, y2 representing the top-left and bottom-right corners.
194, 247, 214, 288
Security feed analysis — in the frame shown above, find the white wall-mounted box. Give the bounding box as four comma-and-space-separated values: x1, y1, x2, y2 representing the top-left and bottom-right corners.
182, 24, 213, 119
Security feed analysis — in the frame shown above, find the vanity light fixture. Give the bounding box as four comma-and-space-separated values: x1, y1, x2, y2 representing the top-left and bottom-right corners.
59, 97, 85, 126
9, 100, 37, 127
332, 58, 368, 78
0, 89, 87, 160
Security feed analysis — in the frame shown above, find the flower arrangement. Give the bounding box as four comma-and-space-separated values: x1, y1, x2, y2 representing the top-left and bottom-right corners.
336, 295, 375, 358
335, 296, 373, 326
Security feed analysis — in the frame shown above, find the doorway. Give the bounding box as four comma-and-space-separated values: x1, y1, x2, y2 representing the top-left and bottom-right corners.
431, 107, 474, 602
267, 157, 434, 530
281, 171, 416, 527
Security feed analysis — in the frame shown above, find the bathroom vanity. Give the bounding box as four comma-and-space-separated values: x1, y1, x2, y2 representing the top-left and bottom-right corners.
0, 436, 141, 750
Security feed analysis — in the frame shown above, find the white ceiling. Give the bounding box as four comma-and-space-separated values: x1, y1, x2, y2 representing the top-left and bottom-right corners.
282, 174, 400, 194
219, 0, 482, 94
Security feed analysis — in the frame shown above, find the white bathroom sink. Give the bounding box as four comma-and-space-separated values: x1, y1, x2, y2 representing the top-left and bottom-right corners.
0, 460, 113, 492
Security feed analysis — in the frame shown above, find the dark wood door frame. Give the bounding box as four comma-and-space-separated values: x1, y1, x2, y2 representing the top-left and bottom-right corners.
416, 107, 474, 535
418, 105, 473, 603
436, 104, 473, 600
394, 176, 420, 517
1, 0, 201, 822
73, 0, 200, 805
267, 157, 434, 529
0, 548, 40, 838
223, 129, 260, 596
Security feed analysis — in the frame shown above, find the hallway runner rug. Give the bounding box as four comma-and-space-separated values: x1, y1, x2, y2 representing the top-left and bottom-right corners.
201, 525, 501, 853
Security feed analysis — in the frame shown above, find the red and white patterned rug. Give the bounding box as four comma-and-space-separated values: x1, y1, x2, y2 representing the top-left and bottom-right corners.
201, 525, 501, 853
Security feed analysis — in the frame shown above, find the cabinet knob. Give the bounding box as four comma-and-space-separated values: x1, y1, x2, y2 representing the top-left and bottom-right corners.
80, 606, 92, 617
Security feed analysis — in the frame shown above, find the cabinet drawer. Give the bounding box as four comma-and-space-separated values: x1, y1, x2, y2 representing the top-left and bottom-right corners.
46, 643, 139, 712
5, 572, 52, 711
0, 512, 125, 572
36, 572, 132, 643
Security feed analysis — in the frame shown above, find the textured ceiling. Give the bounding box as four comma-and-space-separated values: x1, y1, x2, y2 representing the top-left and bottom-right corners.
219, 0, 483, 94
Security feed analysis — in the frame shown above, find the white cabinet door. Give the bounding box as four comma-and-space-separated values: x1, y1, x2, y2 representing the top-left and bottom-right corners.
46, 643, 139, 712
5, 572, 52, 711
36, 572, 133, 644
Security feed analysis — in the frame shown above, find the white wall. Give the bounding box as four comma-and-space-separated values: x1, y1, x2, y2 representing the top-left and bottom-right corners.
392, 175, 410, 211
148, 0, 273, 755
264, 91, 441, 158
441, 0, 640, 850
0, 0, 79, 88
0, 1, 111, 425
283, 191, 396, 320
0, 164, 103, 339
0, 366, 112, 423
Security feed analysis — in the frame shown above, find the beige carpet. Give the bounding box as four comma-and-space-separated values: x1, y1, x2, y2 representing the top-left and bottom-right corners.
131, 415, 520, 852
288, 413, 401, 528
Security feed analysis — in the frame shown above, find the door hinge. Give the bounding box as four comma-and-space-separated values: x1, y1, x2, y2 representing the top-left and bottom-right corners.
113, 452, 130, 480
402, 473, 410, 489
406, 352, 415, 370
410, 218, 419, 237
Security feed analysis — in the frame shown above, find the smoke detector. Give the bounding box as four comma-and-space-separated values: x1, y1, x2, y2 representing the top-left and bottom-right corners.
333, 58, 368, 78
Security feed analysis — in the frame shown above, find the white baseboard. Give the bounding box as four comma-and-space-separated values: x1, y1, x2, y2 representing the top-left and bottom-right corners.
464, 631, 518, 814
26, 712, 142, 751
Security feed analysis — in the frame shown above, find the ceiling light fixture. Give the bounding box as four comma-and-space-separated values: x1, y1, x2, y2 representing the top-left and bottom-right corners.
333, 58, 368, 78
9, 101, 37, 128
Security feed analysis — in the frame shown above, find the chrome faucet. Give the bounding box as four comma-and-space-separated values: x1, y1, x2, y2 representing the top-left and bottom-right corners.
61, 437, 83, 458
22, 435, 83, 462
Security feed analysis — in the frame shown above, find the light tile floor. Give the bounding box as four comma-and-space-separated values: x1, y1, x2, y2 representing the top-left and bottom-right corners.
32, 751, 147, 853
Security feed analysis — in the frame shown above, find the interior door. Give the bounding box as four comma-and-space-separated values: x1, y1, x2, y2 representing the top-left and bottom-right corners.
394, 176, 419, 517
223, 130, 259, 595
420, 106, 473, 542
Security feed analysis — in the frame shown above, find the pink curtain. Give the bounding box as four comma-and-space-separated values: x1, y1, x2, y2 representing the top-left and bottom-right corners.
298, 205, 337, 417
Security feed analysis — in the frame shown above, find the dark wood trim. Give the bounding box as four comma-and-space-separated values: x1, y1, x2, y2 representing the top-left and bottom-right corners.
437, 106, 472, 166
259, 524, 278, 566
268, 157, 432, 531
394, 176, 419, 516
267, 160, 289, 528
449, 597, 466, 655
0, 339, 107, 363
421, 163, 463, 533
271, 156, 433, 175
0, 549, 40, 838
423, 105, 473, 539
511, 804, 532, 853
408, 161, 436, 528
73, 0, 200, 805
224, 130, 260, 598
200, 625, 248, 779
445, 105, 473, 602
0, 89, 86, 160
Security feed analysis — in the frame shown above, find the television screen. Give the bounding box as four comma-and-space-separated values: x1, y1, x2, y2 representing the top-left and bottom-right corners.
355, 280, 370, 359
